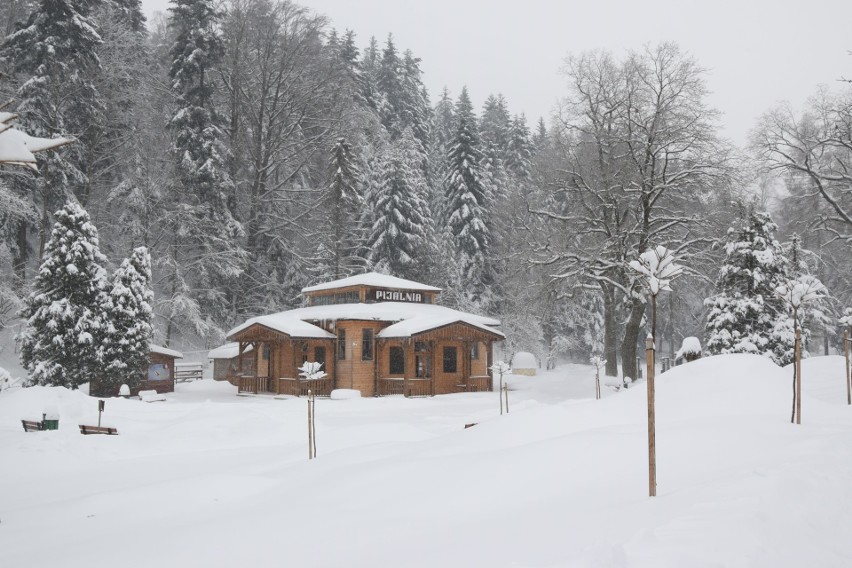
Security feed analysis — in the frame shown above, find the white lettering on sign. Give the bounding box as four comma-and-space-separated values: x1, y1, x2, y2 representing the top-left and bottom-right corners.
374, 290, 423, 303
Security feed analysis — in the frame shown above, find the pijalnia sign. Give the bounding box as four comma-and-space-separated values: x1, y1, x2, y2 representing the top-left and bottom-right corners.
371, 289, 424, 303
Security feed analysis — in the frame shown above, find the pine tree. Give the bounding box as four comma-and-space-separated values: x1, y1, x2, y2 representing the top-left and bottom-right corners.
532, 117, 547, 153
316, 138, 365, 280
18, 202, 108, 388
377, 34, 404, 138
506, 114, 533, 179
400, 50, 430, 153
1, 0, 103, 267
359, 36, 381, 113
705, 211, 793, 364
479, 94, 508, 203
367, 128, 432, 280
444, 87, 493, 306
166, 0, 245, 339
100, 247, 154, 393
168, 0, 232, 214
109, 0, 146, 33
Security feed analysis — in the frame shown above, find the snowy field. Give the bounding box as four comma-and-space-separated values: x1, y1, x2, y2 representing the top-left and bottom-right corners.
2, 355, 852, 568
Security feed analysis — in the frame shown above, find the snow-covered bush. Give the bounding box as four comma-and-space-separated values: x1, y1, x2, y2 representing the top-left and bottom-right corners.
675, 337, 702, 362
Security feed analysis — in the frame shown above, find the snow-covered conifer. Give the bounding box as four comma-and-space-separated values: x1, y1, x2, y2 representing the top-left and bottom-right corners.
18, 203, 108, 388
166, 0, 245, 333
505, 114, 533, 179
101, 247, 154, 392
367, 128, 432, 280
705, 211, 793, 364
444, 87, 493, 305
315, 138, 365, 280
2, 0, 103, 261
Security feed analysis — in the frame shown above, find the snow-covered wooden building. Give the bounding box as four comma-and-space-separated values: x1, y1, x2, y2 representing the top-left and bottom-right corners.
208, 342, 254, 380
226, 273, 504, 397
90, 345, 183, 397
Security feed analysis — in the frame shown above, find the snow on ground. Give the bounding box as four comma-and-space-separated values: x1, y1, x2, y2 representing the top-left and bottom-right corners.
1, 355, 852, 567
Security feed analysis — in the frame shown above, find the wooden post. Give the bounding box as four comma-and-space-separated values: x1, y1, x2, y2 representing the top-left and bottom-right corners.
503, 382, 509, 414
795, 327, 802, 425
307, 389, 314, 460
311, 391, 317, 458
844, 330, 850, 406
499, 370, 504, 415
595, 368, 601, 400
646, 335, 656, 497
486, 342, 494, 392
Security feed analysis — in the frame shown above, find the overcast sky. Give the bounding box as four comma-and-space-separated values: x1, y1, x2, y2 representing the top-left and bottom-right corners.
140, 0, 852, 146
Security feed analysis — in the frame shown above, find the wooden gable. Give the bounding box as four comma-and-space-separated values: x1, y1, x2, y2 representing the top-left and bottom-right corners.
407, 321, 503, 342
228, 323, 290, 343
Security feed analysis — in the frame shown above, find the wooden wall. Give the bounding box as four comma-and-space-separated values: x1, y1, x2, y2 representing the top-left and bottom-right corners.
334, 321, 385, 395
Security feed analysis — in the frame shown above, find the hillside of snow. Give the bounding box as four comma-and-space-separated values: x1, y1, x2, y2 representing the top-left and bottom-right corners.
1, 354, 851, 567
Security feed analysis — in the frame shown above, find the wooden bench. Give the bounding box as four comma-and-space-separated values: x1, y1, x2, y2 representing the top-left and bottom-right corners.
21, 419, 44, 432
79, 425, 119, 435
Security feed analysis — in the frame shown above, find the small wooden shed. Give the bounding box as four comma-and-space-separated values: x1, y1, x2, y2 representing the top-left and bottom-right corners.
144, 345, 183, 394
208, 342, 254, 381
89, 345, 183, 397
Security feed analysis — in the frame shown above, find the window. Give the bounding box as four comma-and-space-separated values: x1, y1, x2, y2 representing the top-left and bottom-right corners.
337, 329, 346, 360
362, 329, 374, 360
416, 354, 431, 378
389, 346, 405, 374
443, 347, 458, 373
471, 342, 479, 360
263, 345, 270, 360
314, 346, 326, 369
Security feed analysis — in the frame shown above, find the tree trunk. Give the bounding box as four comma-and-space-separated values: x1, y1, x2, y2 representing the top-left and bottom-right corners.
621, 298, 646, 380
601, 283, 619, 377
12, 220, 28, 291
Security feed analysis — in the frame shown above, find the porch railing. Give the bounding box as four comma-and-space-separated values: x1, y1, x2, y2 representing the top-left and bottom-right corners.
277, 377, 333, 397
237, 375, 269, 394
458, 375, 492, 393
378, 377, 433, 397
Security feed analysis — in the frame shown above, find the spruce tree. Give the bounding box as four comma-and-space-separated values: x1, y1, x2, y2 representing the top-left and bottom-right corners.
377, 35, 404, 138
1, 0, 102, 263
367, 128, 432, 280
100, 247, 154, 393
705, 211, 793, 364
18, 203, 108, 388
400, 50, 430, 153
166, 0, 245, 337
506, 114, 533, 179
359, 36, 381, 113
444, 87, 493, 306
317, 138, 364, 280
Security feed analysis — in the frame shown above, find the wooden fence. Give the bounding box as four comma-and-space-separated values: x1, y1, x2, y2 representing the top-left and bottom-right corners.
378, 377, 433, 397
237, 375, 268, 394
175, 363, 203, 382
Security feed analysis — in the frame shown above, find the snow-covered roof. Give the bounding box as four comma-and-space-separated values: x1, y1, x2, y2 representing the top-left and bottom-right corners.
227, 302, 503, 341
150, 344, 183, 359
301, 272, 442, 293
228, 314, 338, 340
0, 125, 72, 166
207, 342, 253, 360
